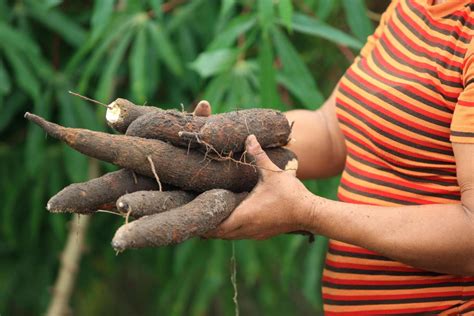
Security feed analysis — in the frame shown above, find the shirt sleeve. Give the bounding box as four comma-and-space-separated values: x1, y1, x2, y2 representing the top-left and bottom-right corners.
450, 48, 474, 144
358, 0, 399, 59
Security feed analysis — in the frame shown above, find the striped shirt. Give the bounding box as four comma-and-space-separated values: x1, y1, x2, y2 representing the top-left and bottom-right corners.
324, 0, 474, 314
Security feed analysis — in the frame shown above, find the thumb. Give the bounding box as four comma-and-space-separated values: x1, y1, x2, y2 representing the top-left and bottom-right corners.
193, 100, 212, 117
246, 134, 281, 178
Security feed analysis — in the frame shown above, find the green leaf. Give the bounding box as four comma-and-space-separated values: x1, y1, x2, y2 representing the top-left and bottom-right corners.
95, 30, 133, 102
290, 13, 363, 49
147, 21, 183, 76
27, 4, 86, 47
272, 28, 324, 107
0, 22, 40, 55
2, 46, 40, 103
58, 90, 89, 182
208, 14, 256, 50
130, 26, 147, 103
149, 0, 163, 19
342, 0, 374, 42
0, 58, 11, 95
29, 173, 46, 242
316, 0, 336, 21
278, 0, 293, 31
303, 236, 328, 309
190, 49, 238, 78
76, 16, 135, 93
91, 0, 115, 42
258, 35, 278, 107
0, 92, 26, 133
258, 0, 274, 32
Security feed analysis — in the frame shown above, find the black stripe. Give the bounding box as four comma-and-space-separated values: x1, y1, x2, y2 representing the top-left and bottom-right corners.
338, 112, 454, 167
465, 77, 474, 88
369, 46, 459, 104
342, 129, 456, 177
344, 167, 460, 201
451, 130, 474, 137
407, 0, 471, 44
328, 247, 392, 261
378, 35, 462, 90
340, 181, 420, 205
345, 67, 452, 130
325, 262, 443, 276
324, 295, 472, 306
396, 3, 467, 59
343, 133, 455, 175
443, 4, 474, 29
337, 93, 454, 156
460, 303, 474, 314
323, 280, 474, 290
346, 151, 458, 187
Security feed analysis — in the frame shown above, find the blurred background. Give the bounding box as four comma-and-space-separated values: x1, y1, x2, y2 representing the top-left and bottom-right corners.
1, 0, 389, 315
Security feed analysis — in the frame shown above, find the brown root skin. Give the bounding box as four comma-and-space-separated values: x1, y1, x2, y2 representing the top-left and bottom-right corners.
111, 189, 247, 250
126, 109, 206, 149
126, 108, 291, 154
116, 190, 195, 218
25, 112, 297, 192
47, 169, 159, 214
106, 98, 160, 133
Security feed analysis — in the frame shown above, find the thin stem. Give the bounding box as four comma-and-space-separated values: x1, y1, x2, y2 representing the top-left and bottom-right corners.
68, 91, 110, 108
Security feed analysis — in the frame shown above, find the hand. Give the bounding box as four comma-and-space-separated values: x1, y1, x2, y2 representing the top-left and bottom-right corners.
205, 134, 316, 240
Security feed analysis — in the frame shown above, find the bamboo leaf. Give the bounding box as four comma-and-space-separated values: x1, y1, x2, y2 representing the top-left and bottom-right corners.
278, 0, 293, 31
190, 49, 238, 78
289, 13, 363, 49
77, 16, 135, 93
258, 0, 274, 32
208, 14, 256, 50
147, 21, 183, 76
149, 0, 163, 19
26, 3, 86, 47
272, 28, 323, 107
95, 30, 133, 102
342, 0, 374, 42
316, 0, 336, 21
130, 26, 147, 103
0, 22, 40, 55
91, 0, 115, 42
0, 58, 11, 95
259, 34, 278, 107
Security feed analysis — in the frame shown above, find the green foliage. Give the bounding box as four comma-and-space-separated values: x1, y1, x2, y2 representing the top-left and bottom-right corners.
0, 1, 384, 315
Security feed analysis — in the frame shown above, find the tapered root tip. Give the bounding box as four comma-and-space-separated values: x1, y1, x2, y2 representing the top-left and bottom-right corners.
111, 239, 126, 252
111, 226, 133, 251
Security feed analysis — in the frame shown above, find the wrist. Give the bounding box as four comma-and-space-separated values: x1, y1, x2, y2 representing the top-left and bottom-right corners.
294, 194, 327, 233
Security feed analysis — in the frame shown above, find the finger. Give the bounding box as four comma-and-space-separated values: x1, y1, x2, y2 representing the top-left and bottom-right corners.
193, 100, 212, 117
246, 134, 281, 178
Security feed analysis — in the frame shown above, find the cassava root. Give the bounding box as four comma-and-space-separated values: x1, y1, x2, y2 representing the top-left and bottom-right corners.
25, 112, 297, 192
47, 169, 159, 213
116, 190, 195, 218
126, 108, 291, 154
112, 189, 247, 250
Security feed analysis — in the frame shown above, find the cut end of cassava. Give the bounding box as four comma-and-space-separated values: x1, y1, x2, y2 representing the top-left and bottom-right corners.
105, 100, 122, 124
284, 158, 298, 172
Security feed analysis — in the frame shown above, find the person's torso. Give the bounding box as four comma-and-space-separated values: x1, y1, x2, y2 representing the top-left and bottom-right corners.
324, 0, 474, 314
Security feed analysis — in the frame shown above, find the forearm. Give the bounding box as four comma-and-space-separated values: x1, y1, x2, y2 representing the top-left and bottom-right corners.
285, 95, 346, 179
302, 197, 474, 275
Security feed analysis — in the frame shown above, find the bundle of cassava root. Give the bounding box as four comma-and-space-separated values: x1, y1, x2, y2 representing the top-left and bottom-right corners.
25, 98, 307, 251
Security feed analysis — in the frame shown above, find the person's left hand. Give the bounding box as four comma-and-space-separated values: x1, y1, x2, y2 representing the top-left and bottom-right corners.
205, 134, 316, 240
